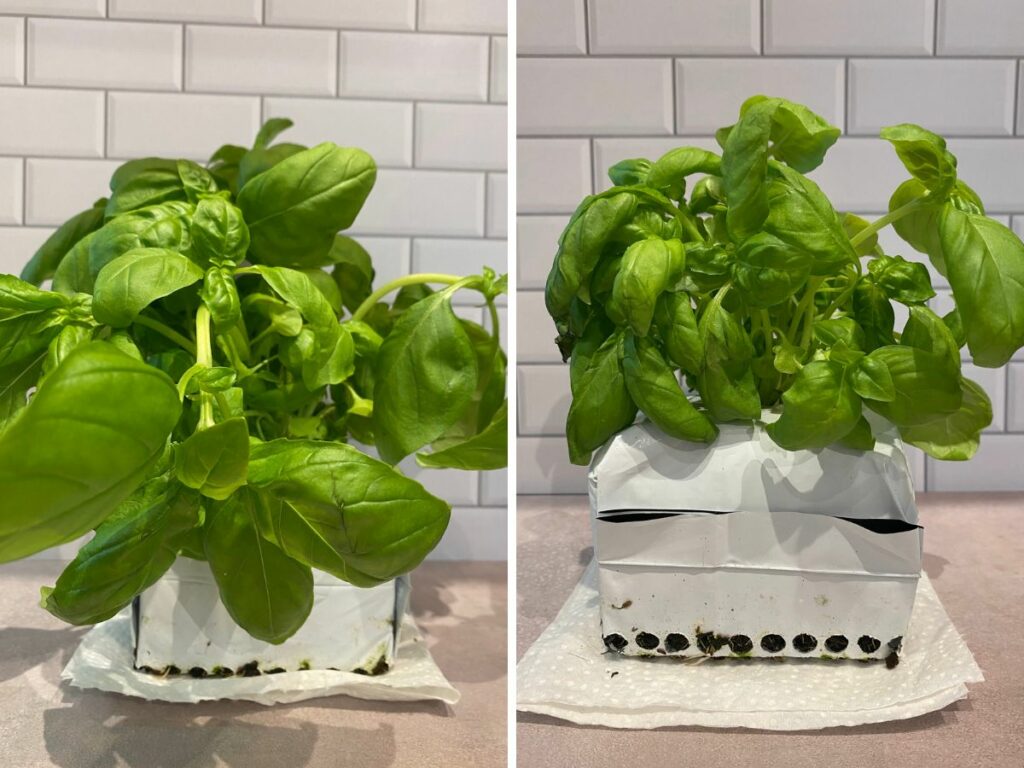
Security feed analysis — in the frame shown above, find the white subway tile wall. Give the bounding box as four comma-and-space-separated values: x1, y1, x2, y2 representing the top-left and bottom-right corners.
518, 1, 1024, 493
1, 5, 507, 560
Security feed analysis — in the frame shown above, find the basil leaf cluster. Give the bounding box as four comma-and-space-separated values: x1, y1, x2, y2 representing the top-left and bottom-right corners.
546, 96, 1022, 466
0, 119, 507, 644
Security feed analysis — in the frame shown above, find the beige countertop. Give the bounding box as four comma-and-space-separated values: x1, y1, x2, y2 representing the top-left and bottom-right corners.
0, 560, 506, 768
517, 493, 1024, 768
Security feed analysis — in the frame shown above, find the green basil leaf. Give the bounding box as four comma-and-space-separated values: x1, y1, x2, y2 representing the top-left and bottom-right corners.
654, 291, 702, 373
106, 159, 186, 218
566, 330, 636, 466
863, 346, 962, 426
176, 417, 249, 501
253, 117, 294, 149
733, 231, 812, 308
814, 317, 865, 350
696, 297, 761, 421
607, 158, 651, 186
645, 147, 721, 200
237, 143, 376, 268
0, 341, 180, 563
0, 274, 69, 320
92, 248, 204, 327
416, 400, 508, 470
248, 439, 451, 584
842, 212, 878, 257
622, 332, 717, 443
607, 237, 684, 336
851, 355, 896, 402
766, 361, 861, 450
301, 268, 344, 315
200, 267, 242, 330
191, 197, 250, 267
329, 236, 375, 313
204, 487, 313, 644
889, 179, 983, 276
20, 199, 107, 286
41, 473, 201, 624
0, 354, 45, 427
839, 415, 875, 451
900, 305, 961, 373
851, 279, 896, 351
237, 142, 307, 191
867, 254, 935, 304
898, 377, 992, 460
938, 207, 1024, 367
880, 123, 957, 195
177, 159, 218, 202
43, 324, 93, 379
372, 290, 477, 464
243, 293, 302, 338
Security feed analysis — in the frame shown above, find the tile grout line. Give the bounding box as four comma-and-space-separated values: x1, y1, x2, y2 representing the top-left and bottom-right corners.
759, 0, 765, 55
180, 23, 185, 92
582, 0, 591, 55
932, 0, 939, 56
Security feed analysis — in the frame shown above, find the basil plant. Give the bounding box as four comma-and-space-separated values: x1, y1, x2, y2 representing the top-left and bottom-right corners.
0, 118, 507, 644
546, 96, 1024, 466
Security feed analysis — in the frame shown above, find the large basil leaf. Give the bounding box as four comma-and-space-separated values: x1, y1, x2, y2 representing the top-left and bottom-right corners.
204, 488, 313, 644
880, 123, 957, 196
898, 377, 992, 460
889, 178, 984, 276
329, 236, 375, 313
415, 400, 507, 470
622, 333, 717, 443
733, 231, 811, 308
645, 147, 721, 200
105, 158, 186, 218
607, 237, 684, 336
766, 361, 861, 450
40, 471, 201, 624
92, 248, 204, 327
247, 439, 451, 584
0, 341, 180, 563
938, 208, 1024, 367
654, 291, 702, 373
566, 330, 636, 465
237, 143, 376, 268
696, 298, 761, 421
863, 345, 962, 426
20, 199, 107, 286
372, 290, 477, 465
237, 143, 307, 191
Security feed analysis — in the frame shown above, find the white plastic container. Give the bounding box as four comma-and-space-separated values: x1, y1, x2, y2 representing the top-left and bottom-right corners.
132, 557, 407, 676
589, 416, 922, 661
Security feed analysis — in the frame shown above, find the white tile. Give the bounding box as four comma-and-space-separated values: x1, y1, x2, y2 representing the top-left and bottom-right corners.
848, 59, 1016, 137
902, 446, 927, 492
927, 435, 1024, 491
946, 139, 1024, 213
938, 0, 1024, 55
0, 0, 103, 16
1008, 365, 1024, 432
1019, 62, 1024, 136
412, 238, 507, 282
518, 364, 571, 435
518, 0, 586, 54
427, 506, 506, 560
186, 25, 336, 97
1014, 215, 1024, 242
765, 0, 934, 55
415, 103, 506, 171
519, 58, 674, 136
480, 469, 507, 506
589, 0, 758, 55
490, 36, 507, 103
517, 436, 588, 494
401, 457, 479, 506
265, 0, 415, 30
592, 137, 720, 192
676, 58, 844, 135
803, 138, 909, 212
0, 18, 24, 85
353, 236, 410, 288
419, 0, 505, 33
350, 170, 485, 237
0, 158, 21, 226
107, 91, 260, 160
486, 173, 507, 238
263, 97, 413, 168
0, 226, 55, 276
25, 159, 119, 227
518, 290, 561, 363
110, 0, 261, 23
28, 19, 182, 92
339, 32, 488, 102
518, 215, 567, 289
518, 139, 592, 214
0, 87, 103, 158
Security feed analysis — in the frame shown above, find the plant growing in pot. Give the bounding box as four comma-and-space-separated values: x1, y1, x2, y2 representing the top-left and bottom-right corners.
544, 96, 1024, 663
0, 118, 507, 677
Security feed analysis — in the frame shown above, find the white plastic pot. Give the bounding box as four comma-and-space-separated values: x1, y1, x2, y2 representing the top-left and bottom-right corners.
132, 557, 407, 677
589, 415, 922, 662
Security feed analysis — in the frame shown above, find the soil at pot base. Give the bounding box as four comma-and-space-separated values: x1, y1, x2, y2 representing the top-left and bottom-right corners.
133, 558, 402, 676
590, 414, 921, 663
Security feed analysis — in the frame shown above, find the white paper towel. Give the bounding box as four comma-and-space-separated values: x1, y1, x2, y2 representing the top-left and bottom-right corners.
62, 606, 460, 706
517, 561, 983, 730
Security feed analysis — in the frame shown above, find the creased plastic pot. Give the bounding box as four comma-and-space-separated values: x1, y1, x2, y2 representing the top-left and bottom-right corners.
589, 414, 921, 662
132, 557, 408, 677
